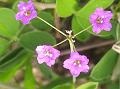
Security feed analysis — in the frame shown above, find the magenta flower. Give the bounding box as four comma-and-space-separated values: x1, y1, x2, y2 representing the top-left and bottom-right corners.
16, 0, 37, 24
36, 45, 60, 67
63, 52, 89, 77
90, 8, 113, 34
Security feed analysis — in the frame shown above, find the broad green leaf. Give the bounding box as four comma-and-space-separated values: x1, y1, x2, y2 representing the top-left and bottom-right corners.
19, 31, 56, 51
0, 8, 19, 38
76, 82, 98, 89
31, 11, 54, 30
90, 49, 118, 82
72, 16, 91, 42
0, 38, 9, 56
0, 50, 30, 82
52, 83, 74, 89
75, 0, 114, 37
42, 77, 72, 89
24, 61, 35, 89
56, 0, 77, 17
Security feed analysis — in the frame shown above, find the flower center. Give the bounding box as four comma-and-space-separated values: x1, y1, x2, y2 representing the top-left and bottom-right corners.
24, 10, 31, 16
96, 17, 103, 24
45, 50, 52, 57
73, 60, 81, 67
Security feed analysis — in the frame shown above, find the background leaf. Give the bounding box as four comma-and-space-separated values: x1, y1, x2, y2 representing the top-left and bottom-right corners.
31, 11, 54, 30
52, 83, 74, 89
39, 63, 58, 79
90, 49, 118, 82
19, 31, 56, 51
72, 16, 91, 42
42, 77, 72, 89
76, 82, 98, 89
0, 50, 30, 83
0, 8, 19, 39
24, 60, 35, 89
0, 38, 9, 56
56, 0, 77, 17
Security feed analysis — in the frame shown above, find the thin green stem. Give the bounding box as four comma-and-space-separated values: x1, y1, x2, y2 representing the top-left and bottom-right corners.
73, 77, 76, 85
37, 16, 67, 37
68, 39, 76, 52
53, 39, 68, 47
73, 25, 92, 38
68, 37, 76, 87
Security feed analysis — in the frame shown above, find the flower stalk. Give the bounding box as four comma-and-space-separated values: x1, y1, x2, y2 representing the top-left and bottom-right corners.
37, 16, 67, 37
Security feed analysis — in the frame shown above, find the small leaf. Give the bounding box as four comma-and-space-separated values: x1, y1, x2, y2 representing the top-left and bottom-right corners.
42, 77, 72, 89
24, 61, 35, 89
76, 82, 98, 89
72, 16, 91, 42
52, 83, 74, 89
75, 0, 114, 37
19, 31, 56, 51
0, 8, 19, 38
0, 38, 9, 56
56, 0, 77, 17
90, 49, 118, 82
31, 11, 54, 30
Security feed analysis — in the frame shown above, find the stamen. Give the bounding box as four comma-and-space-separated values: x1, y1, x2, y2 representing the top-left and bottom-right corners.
24, 10, 31, 16
73, 60, 81, 67
96, 17, 103, 24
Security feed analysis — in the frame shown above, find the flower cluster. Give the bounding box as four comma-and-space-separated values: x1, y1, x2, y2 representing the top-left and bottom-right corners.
90, 8, 113, 34
15, 0, 113, 78
16, 0, 37, 24
36, 45, 89, 77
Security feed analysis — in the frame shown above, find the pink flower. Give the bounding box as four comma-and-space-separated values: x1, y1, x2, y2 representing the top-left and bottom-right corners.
16, 0, 37, 24
63, 52, 89, 77
36, 45, 60, 67
90, 8, 113, 34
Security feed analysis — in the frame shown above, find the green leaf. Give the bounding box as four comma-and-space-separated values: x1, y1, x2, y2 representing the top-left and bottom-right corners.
90, 49, 118, 82
76, 82, 98, 89
39, 63, 58, 79
0, 50, 30, 82
0, 47, 22, 65
0, 8, 19, 38
43, 0, 56, 3
75, 0, 114, 37
106, 81, 119, 89
111, 55, 120, 81
56, 0, 77, 17
52, 83, 74, 89
24, 61, 35, 89
19, 31, 56, 51
31, 11, 54, 30
42, 77, 72, 89
0, 38, 9, 56
72, 16, 91, 42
